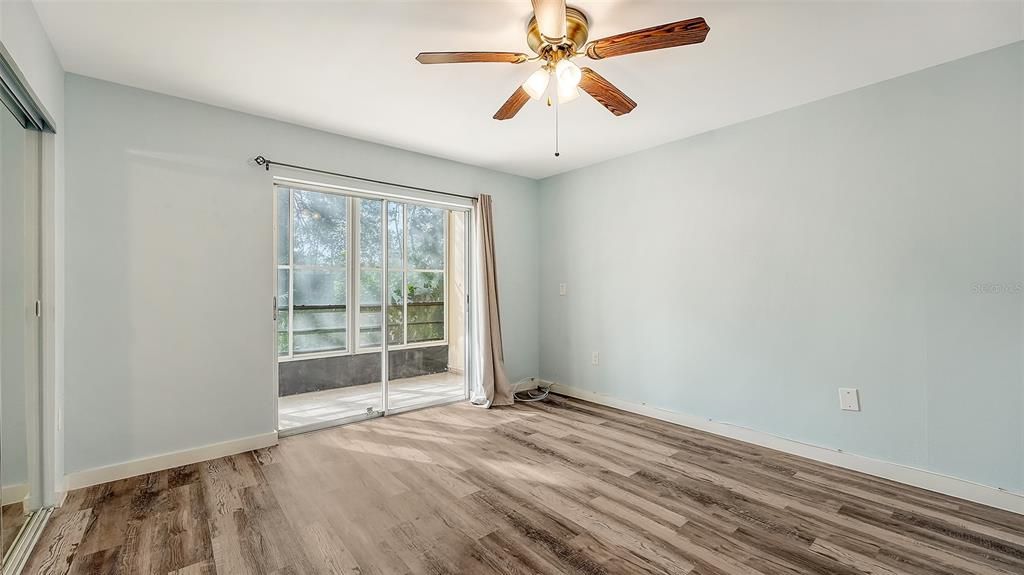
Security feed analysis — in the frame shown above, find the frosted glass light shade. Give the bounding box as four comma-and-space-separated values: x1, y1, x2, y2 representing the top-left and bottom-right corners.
557, 82, 580, 104
554, 59, 582, 90
522, 68, 550, 100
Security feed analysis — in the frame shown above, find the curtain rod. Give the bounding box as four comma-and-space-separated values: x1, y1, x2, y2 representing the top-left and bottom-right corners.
252, 156, 477, 202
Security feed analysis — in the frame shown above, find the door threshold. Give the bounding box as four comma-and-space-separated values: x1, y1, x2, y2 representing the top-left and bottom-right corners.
386, 395, 467, 417
278, 410, 382, 438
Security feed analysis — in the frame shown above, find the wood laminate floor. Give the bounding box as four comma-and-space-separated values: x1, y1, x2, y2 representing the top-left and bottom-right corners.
25, 395, 1024, 574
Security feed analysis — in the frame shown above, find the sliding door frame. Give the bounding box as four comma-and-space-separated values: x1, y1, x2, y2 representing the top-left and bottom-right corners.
23, 127, 42, 513
272, 185, 382, 437
0, 73, 52, 575
382, 200, 472, 417
271, 174, 474, 436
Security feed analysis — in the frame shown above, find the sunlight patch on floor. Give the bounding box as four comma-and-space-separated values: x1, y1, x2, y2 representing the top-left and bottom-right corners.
278, 371, 465, 430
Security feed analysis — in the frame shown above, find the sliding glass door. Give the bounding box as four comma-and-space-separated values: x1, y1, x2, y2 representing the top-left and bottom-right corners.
275, 184, 469, 434
276, 187, 385, 432
384, 203, 467, 412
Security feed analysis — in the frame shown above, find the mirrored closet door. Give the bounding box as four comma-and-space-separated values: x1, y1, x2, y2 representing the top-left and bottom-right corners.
0, 76, 43, 571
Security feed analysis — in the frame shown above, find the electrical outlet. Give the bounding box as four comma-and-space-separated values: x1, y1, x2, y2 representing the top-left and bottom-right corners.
839, 388, 860, 411
591, 352, 600, 366
559, 283, 567, 296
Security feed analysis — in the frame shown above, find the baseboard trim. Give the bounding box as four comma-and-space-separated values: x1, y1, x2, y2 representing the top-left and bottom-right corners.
1, 483, 28, 506
546, 382, 1024, 515
64, 431, 279, 491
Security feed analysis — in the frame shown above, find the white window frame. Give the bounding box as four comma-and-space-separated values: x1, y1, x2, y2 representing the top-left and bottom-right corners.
381, 202, 448, 349
276, 184, 449, 362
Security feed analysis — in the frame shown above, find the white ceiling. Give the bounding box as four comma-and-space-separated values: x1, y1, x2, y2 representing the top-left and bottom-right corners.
34, 1, 1023, 179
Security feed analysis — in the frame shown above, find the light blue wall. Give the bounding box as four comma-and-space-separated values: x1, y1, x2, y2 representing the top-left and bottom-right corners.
64, 75, 540, 474
539, 42, 1024, 492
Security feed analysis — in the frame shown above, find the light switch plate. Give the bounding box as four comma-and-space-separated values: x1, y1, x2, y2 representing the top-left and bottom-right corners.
591, 351, 599, 366
559, 283, 567, 296
839, 388, 860, 411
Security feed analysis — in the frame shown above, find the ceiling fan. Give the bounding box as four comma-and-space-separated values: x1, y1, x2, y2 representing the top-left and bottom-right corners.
415, 0, 710, 120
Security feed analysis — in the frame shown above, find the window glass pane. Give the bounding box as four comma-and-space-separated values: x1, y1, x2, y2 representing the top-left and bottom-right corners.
359, 269, 383, 348
294, 269, 346, 306
277, 188, 290, 266
292, 189, 347, 267
277, 269, 289, 355
407, 205, 445, 270
387, 271, 405, 346
407, 271, 444, 343
359, 198, 383, 268
293, 311, 346, 354
277, 196, 451, 354
387, 202, 403, 269
293, 270, 346, 353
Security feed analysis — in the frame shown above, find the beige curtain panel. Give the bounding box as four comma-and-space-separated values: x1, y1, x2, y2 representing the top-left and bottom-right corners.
472, 194, 514, 407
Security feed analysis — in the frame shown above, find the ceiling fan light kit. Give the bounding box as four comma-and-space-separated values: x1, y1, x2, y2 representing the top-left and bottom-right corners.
415, 0, 710, 151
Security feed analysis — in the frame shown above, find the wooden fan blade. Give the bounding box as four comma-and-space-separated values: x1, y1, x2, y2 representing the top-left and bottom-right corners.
579, 68, 637, 116
585, 17, 710, 60
416, 52, 528, 64
531, 0, 567, 41
493, 87, 531, 121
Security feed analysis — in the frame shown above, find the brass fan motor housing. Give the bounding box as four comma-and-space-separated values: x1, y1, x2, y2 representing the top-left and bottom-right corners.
526, 6, 590, 56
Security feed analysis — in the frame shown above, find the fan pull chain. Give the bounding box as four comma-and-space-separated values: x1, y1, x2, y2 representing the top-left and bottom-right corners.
554, 93, 560, 158
546, 92, 560, 158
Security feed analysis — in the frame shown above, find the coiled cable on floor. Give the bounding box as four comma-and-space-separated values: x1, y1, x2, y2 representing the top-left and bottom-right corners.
512, 379, 551, 402
514, 387, 550, 402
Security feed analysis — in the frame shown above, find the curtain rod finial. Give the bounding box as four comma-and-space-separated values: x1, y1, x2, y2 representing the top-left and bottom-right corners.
253, 155, 268, 170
